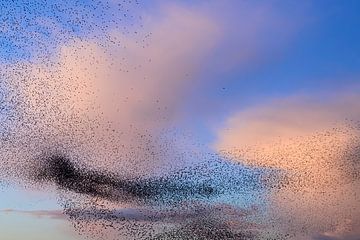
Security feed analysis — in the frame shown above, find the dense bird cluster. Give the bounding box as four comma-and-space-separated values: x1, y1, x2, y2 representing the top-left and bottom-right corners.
31, 151, 279, 239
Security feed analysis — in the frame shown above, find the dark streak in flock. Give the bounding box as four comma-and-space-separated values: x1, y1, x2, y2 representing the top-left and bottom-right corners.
30, 152, 279, 239
36, 154, 217, 203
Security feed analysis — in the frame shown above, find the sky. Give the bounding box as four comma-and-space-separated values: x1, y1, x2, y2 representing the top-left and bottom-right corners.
0, 1, 360, 240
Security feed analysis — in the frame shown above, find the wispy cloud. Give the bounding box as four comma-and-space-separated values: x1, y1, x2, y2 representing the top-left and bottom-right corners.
0, 209, 66, 220
313, 218, 360, 240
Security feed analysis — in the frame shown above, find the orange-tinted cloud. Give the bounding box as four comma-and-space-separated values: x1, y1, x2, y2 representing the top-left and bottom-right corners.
214, 91, 360, 238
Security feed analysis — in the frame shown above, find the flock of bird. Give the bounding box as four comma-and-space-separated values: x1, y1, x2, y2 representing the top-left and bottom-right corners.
0, 1, 359, 240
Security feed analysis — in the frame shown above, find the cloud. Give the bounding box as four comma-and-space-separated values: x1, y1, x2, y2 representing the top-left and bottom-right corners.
0, 208, 66, 220
215, 91, 360, 177
214, 90, 360, 238
215, 91, 360, 149
0, 3, 222, 179
313, 218, 360, 240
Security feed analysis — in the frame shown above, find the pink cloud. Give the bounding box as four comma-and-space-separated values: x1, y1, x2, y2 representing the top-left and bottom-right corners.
0, 3, 221, 178
214, 90, 360, 238
0, 209, 66, 220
